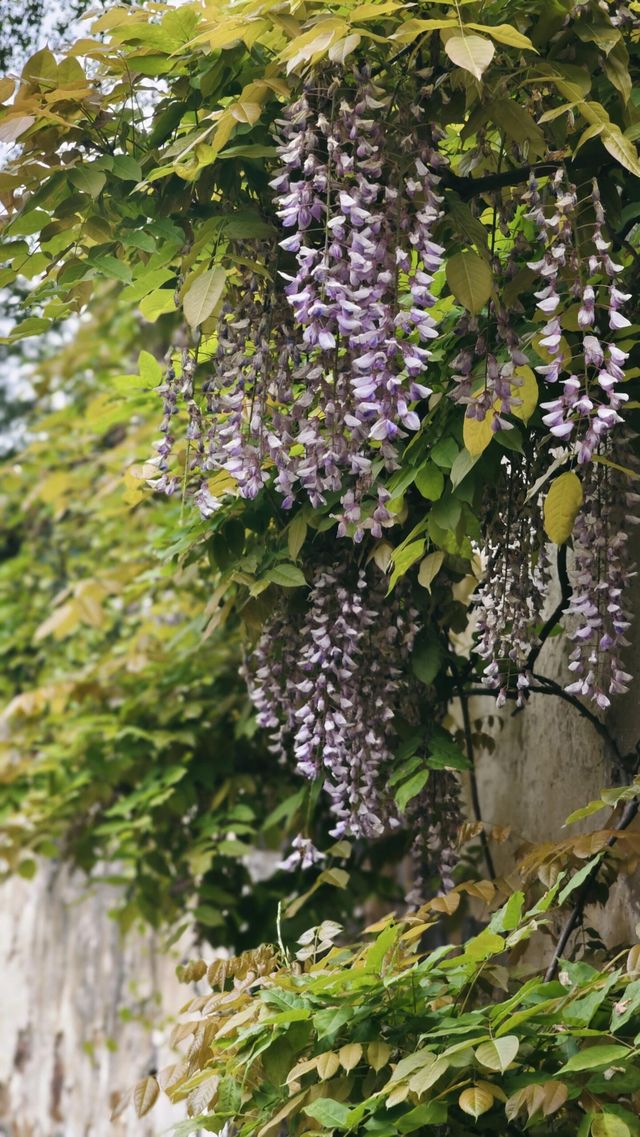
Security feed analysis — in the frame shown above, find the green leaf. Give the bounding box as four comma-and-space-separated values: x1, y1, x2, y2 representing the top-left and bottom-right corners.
304, 1099, 351, 1129
395, 769, 430, 813
265, 563, 307, 588
69, 166, 106, 198
560, 1045, 630, 1073
397, 1102, 447, 1131
387, 540, 426, 592
446, 250, 493, 314
415, 462, 445, 500
183, 267, 227, 328
444, 34, 495, 82
139, 289, 176, 322
475, 1035, 519, 1072
412, 638, 442, 684
287, 514, 308, 561
111, 154, 143, 181
428, 727, 470, 770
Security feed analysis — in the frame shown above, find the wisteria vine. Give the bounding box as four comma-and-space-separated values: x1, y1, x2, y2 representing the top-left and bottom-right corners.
146, 64, 639, 890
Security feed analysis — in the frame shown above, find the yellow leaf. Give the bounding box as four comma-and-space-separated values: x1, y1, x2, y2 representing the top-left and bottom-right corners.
467, 22, 536, 52
429, 890, 460, 915
601, 126, 640, 178
367, 1042, 392, 1071
328, 33, 362, 62
182, 267, 227, 328
543, 471, 583, 545
339, 1043, 363, 1072
133, 1076, 160, 1118
541, 1081, 568, 1117
445, 33, 495, 81
34, 601, 80, 642
317, 1051, 340, 1080
463, 407, 496, 456
511, 365, 538, 423
409, 1056, 449, 1096
418, 551, 445, 591
627, 944, 640, 975
459, 1086, 494, 1119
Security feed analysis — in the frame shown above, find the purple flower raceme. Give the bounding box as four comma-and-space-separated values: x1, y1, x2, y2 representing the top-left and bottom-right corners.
152, 72, 447, 532
245, 562, 420, 839
526, 173, 629, 464
269, 69, 447, 532
564, 454, 637, 708
474, 460, 551, 706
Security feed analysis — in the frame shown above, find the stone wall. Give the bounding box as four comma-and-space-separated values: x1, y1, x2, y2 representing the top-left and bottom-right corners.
0, 864, 188, 1137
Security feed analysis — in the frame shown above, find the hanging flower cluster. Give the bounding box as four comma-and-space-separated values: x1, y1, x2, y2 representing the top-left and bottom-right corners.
406, 771, 462, 904
246, 563, 420, 838
525, 172, 629, 463
474, 460, 551, 704
152, 69, 447, 536
564, 455, 637, 708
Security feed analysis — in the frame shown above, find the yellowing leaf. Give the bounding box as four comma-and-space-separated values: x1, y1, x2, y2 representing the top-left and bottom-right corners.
133, 1076, 160, 1118
339, 1043, 363, 1072
591, 1114, 631, 1137
459, 1086, 494, 1119
328, 33, 361, 62
467, 22, 536, 52
230, 99, 262, 125
463, 407, 495, 456
543, 471, 583, 545
475, 1035, 519, 1073
512, 366, 538, 423
367, 1042, 392, 1071
183, 267, 227, 328
446, 250, 493, 314
601, 126, 640, 178
627, 944, 640, 975
409, 1056, 449, 1096
317, 1051, 340, 1080
445, 34, 495, 81
418, 551, 445, 591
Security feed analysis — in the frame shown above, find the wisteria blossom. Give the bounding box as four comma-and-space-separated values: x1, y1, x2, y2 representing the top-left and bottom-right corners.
152, 69, 447, 532
525, 173, 629, 464
246, 563, 419, 838
474, 459, 551, 705
564, 457, 636, 708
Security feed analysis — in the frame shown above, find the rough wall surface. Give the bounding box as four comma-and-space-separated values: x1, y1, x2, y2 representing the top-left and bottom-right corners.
471, 603, 640, 948
0, 863, 188, 1137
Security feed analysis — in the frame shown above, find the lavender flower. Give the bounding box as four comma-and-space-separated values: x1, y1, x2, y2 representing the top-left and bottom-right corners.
246, 563, 420, 838
564, 455, 637, 708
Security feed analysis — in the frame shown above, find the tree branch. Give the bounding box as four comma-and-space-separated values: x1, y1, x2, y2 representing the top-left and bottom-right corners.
526, 545, 572, 673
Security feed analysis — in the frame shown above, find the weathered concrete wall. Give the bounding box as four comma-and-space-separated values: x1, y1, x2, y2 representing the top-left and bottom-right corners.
0, 863, 188, 1137
469, 562, 640, 947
